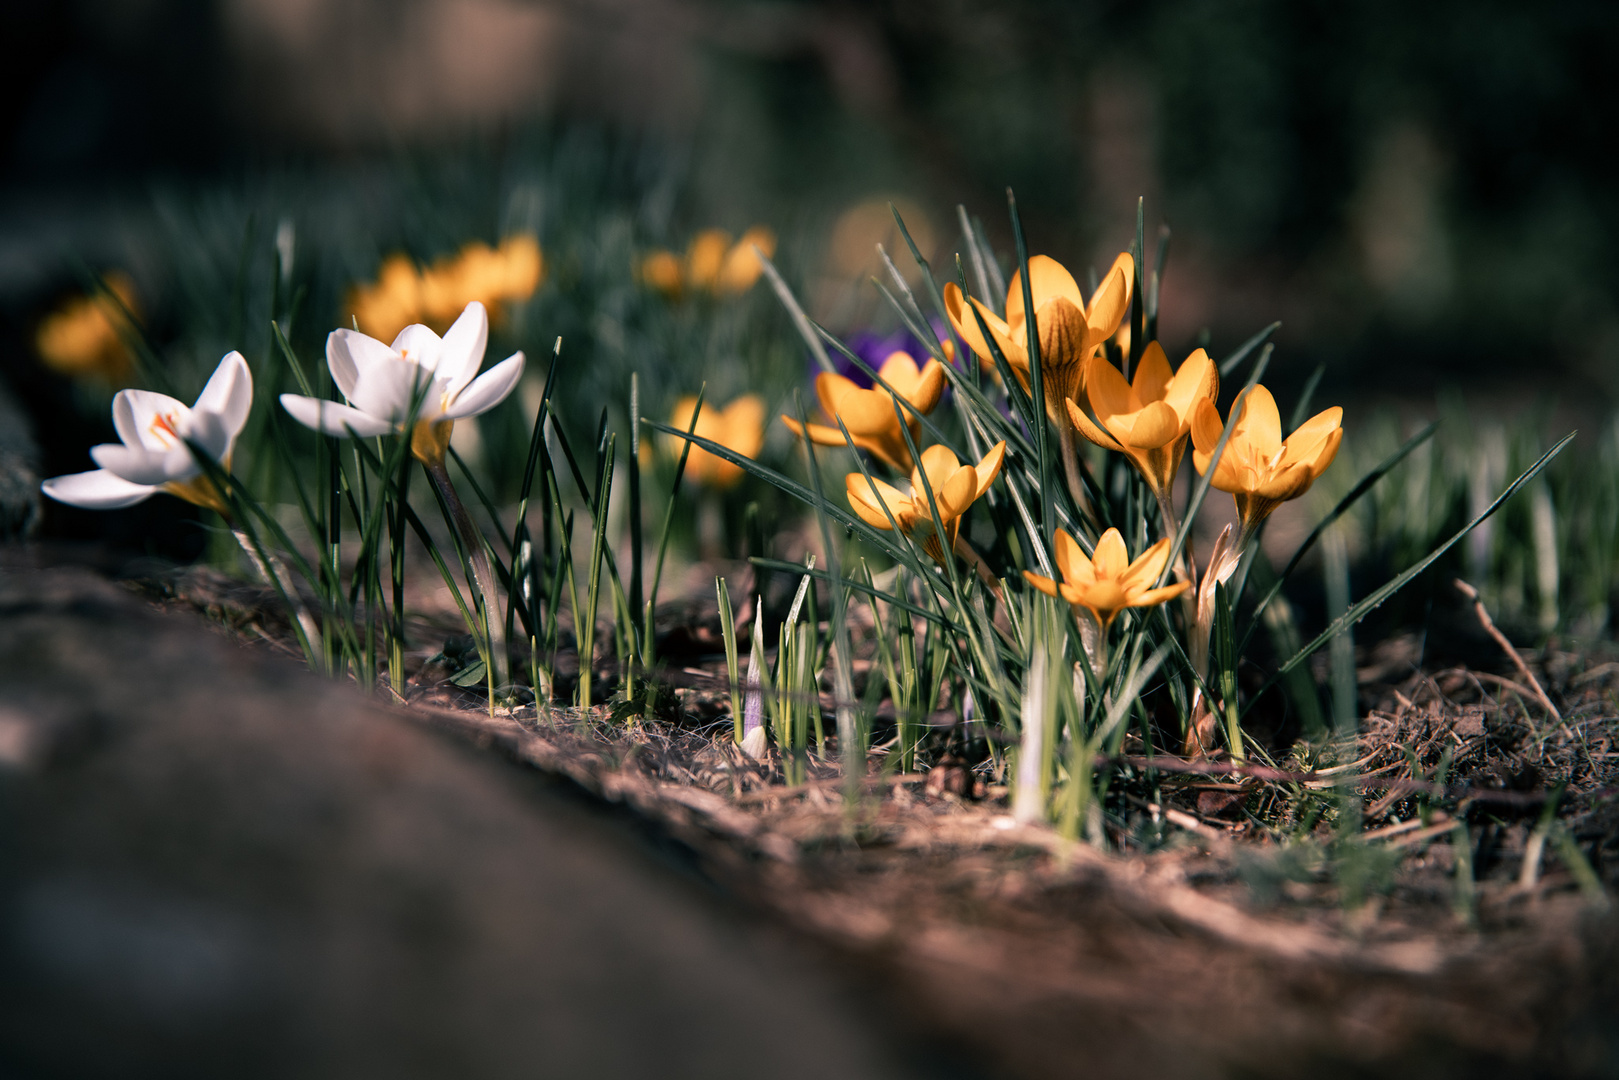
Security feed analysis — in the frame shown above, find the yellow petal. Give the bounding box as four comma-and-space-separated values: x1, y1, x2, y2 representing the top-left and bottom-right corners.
915, 443, 963, 492
932, 465, 978, 519
1092, 528, 1128, 580
827, 381, 900, 436
1122, 400, 1181, 450
1034, 296, 1090, 370
973, 440, 1007, 494
943, 282, 992, 363
1085, 252, 1134, 339
1163, 348, 1218, 419
1121, 537, 1174, 591
1052, 529, 1092, 587
876, 351, 922, 392
720, 395, 766, 458
1234, 385, 1283, 460
1085, 353, 1134, 421
846, 473, 908, 530
1068, 396, 1122, 452
1130, 581, 1192, 609
781, 416, 850, 449
1017, 255, 1086, 318
1023, 570, 1061, 598
1190, 397, 1225, 461
1131, 341, 1173, 407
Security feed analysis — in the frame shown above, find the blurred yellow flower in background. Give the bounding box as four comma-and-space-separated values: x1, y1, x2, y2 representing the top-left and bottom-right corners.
1024, 528, 1190, 632
1190, 385, 1344, 537
782, 351, 946, 471
35, 272, 140, 384
641, 226, 776, 299
350, 234, 543, 341
664, 394, 766, 487
847, 441, 1006, 564
945, 252, 1133, 428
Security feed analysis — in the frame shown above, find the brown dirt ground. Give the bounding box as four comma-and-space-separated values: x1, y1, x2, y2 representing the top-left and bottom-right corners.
143, 562, 1619, 1079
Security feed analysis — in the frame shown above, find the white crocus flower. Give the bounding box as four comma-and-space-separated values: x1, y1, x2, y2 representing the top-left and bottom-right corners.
279, 300, 524, 465
42, 351, 253, 515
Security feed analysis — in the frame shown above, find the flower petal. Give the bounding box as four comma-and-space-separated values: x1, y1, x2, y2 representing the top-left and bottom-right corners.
113, 389, 189, 452
1234, 385, 1283, 461
1085, 251, 1134, 339
193, 351, 253, 438
1129, 581, 1192, 609
444, 352, 523, 419
327, 328, 394, 401
348, 352, 427, 422
91, 443, 188, 486
973, 441, 1007, 494
906, 360, 947, 414
826, 380, 900, 436
1092, 528, 1129, 580
1053, 529, 1091, 587
1130, 341, 1173, 408
846, 473, 908, 530
1163, 348, 1218, 419
944, 283, 994, 364
42, 469, 157, 509
390, 324, 444, 371
280, 394, 396, 438
1068, 393, 1123, 453
1122, 400, 1180, 450
1085, 355, 1133, 421
1034, 296, 1091, 370
437, 301, 490, 399
1022, 570, 1061, 598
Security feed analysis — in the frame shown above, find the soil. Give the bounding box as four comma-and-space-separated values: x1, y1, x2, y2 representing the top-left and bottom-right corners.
11, 547, 1619, 1078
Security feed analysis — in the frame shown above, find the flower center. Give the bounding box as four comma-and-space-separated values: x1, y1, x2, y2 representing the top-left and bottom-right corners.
148, 411, 180, 448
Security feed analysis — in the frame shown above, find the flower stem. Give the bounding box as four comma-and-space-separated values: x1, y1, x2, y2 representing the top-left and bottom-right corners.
424, 459, 506, 697
952, 534, 1003, 605
1058, 423, 1093, 523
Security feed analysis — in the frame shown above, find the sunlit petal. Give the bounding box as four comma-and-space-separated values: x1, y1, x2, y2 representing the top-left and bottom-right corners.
42, 469, 157, 510
280, 394, 397, 438
444, 352, 523, 419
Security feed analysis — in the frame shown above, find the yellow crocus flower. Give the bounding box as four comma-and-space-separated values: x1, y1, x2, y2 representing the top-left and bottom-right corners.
1023, 528, 1190, 632
846, 441, 1006, 564
1190, 385, 1344, 538
782, 351, 947, 472
664, 395, 766, 487
945, 252, 1133, 427
717, 226, 776, 293
35, 272, 140, 383
1067, 342, 1218, 503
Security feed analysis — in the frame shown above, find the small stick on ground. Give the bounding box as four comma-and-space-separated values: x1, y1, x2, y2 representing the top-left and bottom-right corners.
1454, 578, 1560, 722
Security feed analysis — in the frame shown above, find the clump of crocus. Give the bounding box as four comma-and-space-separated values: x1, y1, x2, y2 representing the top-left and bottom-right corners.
282, 300, 524, 690
280, 301, 524, 466
1068, 341, 1218, 530
1024, 527, 1190, 634
783, 351, 947, 471
663, 395, 765, 487
350, 235, 544, 342
1190, 385, 1344, 540
640, 226, 776, 299
41, 351, 251, 516
944, 253, 1132, 429
846, 441, 1006, 565
35, 272, 140, 384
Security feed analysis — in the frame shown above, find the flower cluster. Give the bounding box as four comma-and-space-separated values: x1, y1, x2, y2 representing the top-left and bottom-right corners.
663, 395, 766, 488
641, 227, 776, 299
350, 234, 544, 342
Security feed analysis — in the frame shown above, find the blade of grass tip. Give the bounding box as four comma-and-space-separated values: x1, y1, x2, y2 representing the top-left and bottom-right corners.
1008, 188, 1053, 540
1219, 321, 1282, 377
548, 414, 628, 596
641, 419, 914, 565
1288, 363, 1328, 433
1147, 224, 1170, 344
628, 372, 645, 649
757, 249, 834, 374
792, 391, 863, 796
646, 386, 706, 670
1160, 345, 1273, 586
1246, 430, 1577, 718
875, 244, 943, 362
1239, 421, 1438, 653
271, 321, 316, 398
510, 338, 561, 571
1130, 197, 1145, 370
958, 205, 994, 318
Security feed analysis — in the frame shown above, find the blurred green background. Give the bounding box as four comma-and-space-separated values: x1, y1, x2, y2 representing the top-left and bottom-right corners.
2, 0, 1615, 636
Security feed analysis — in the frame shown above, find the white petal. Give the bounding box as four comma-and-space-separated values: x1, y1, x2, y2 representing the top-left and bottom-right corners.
113, 389, 189, 451
390, 324, 444, 371
444, 353, 524, 420
327, 329, 394, 400
180, 409, 231, 462
436, 301, 489, 400
193, 351, 253, 438
280, 394, 396, 438
348, 356, 427, 423
90, 443, 186, 485
42, 469, 158, 509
